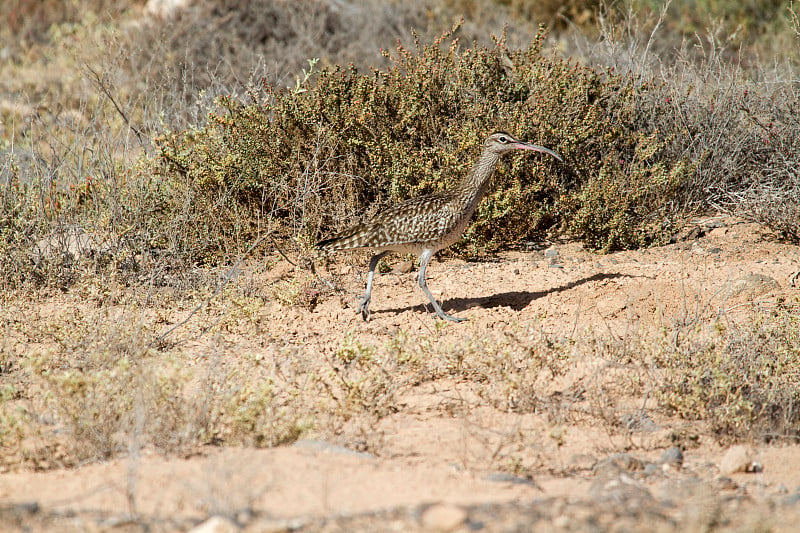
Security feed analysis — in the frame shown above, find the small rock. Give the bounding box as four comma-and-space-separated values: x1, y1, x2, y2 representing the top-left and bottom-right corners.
716, 476, 739, 490
188, 516, 240, 533
485, 472, 537, 486
686, 225, 705, 240
719, 445, 752, 475
513, 268, 520, 275
750, 462, 763, 473
544, 248, 559, 258
420, 503, 467, 532
549, 263, 564, 269
729, 274, 780, 298
644, 463, 660, 476
708, 247, 722, 254
594, 453, 645, 475
589, 473, 654, 504
101, 517, 141, 528
0, 502, 39, 517
661, 447, 684, 467
705, 218, 728, 229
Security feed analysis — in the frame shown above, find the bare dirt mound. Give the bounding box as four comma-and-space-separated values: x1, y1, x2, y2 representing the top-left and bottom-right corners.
2, 218, 800, 532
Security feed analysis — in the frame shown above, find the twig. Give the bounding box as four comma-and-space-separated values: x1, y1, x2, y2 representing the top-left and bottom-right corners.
150, 233, 270, 347
84, 64, 145, 145
790, 1, 800, 38
639, 0, 672, 81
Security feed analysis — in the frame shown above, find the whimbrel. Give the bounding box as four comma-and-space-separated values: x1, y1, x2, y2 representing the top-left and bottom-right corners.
317, 132, 562, 322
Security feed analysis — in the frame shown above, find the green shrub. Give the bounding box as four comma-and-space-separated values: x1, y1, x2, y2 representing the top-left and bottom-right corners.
154, 24, 693, 258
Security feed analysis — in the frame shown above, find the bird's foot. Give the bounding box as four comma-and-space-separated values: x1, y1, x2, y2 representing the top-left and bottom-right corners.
357, 295, 371, 321
435, 309, 468, 323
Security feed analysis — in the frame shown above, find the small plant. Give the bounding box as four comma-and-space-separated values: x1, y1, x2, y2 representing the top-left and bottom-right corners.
655, 309, 800, 441
0, 384, 24, 456
220, 380, 311, 447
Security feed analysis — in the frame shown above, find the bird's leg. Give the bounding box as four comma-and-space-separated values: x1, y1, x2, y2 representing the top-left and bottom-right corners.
358, 251, 388, 321
417, 249, 466, 323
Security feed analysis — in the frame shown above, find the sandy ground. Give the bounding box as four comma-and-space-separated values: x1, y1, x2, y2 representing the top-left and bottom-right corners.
2, 217, 800, 532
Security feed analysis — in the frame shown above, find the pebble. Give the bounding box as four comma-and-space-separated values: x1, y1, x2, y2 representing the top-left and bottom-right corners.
661, 447, 684, 467
644, 463, 660, 476
716, 476, 739, 491
594, 453, 645, 476
589, 472, 654, 504
2, 501, 39, 515
729, 274, 780, 298
188, 516, 240, 533
485, 472, 537, 486
686, 226, 705, 240
719, 445, 752, 475
420, 503, 467, 532
545, 248, 559, 258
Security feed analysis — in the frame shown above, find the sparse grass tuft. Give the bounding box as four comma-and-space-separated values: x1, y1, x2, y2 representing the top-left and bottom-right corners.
656, 309, 800, 442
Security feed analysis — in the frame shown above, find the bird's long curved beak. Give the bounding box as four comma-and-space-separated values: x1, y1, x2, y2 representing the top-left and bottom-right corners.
514, 142, 563, 162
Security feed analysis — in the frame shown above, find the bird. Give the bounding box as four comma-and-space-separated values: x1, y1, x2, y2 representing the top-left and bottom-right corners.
316, 132, 562, 322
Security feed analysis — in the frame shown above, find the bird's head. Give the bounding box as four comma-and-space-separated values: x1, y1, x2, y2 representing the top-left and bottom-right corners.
484, 131, 563, 162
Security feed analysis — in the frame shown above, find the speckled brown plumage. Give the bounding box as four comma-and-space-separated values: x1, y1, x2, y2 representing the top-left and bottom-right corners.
317, 132, 562, 322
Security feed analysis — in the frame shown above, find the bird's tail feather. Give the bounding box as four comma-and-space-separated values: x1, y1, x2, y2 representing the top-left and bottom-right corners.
316, 229, 368, 253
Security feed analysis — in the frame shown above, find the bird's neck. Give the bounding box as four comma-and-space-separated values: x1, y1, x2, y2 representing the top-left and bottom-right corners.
454, 149, 500, 205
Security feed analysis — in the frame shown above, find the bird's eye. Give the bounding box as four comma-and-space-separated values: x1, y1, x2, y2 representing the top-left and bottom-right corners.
498, 136, 508, 143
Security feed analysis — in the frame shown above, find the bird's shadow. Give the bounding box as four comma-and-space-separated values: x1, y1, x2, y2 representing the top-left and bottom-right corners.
377, 272, 631, 316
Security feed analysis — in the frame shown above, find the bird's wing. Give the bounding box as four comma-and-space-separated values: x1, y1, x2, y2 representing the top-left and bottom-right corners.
368, 193, 461, 245
317, 193, 463, 251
